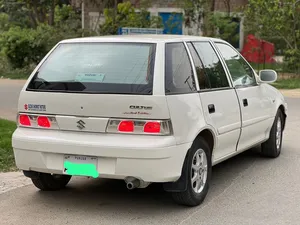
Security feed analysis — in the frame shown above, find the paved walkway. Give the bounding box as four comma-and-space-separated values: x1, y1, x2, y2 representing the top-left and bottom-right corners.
0, 172, 31, 194
279, 89, 300, 98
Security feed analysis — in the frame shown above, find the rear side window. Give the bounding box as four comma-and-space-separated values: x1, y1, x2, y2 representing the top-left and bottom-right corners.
186, 42, 210, 90
27, 43, 156, 95
192, 42, 229, 89
165, 43, 196, 94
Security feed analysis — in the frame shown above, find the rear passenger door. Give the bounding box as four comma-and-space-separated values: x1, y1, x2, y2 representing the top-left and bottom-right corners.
186, 41, 242, 162
164, 42, 207, 145
214, 42, 274, 151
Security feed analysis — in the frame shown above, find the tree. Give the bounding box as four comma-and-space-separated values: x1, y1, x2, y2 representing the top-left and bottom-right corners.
244, 0, 300, 73
99, 1, 163, 35
0, 0, 75, 28
179, 0, 239, 45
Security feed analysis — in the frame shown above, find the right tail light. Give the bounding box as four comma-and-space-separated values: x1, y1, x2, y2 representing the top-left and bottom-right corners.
106, 119, 173, 135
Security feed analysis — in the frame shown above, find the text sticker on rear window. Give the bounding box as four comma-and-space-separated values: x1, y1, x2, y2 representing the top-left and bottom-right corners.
75, 73, 105, 82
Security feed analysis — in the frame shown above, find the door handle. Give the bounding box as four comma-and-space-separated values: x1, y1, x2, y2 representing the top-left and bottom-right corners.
243, 99, 248, 107
208, 104, 215, 114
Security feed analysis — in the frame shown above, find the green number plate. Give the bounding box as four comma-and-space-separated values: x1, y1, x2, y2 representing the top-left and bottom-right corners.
63, 155, 99, 178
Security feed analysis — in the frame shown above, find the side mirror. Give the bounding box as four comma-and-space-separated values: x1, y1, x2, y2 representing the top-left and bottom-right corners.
259, 70, 278, 83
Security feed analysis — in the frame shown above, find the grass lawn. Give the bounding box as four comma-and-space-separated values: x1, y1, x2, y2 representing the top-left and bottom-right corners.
1, 72, 29, 79
0, 119, 17, 172
272, 78, 300, 89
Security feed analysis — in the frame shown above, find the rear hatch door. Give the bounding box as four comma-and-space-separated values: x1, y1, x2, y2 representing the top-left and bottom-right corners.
19, 41, 170, 133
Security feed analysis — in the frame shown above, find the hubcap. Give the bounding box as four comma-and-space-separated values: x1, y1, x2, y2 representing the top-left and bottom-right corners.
191, 149, 208, 194
276, 117, 282, 150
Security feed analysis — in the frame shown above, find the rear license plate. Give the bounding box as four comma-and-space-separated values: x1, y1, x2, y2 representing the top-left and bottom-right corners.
63, 155, 99, 178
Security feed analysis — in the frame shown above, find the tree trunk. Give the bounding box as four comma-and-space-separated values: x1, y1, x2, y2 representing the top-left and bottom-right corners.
49, 0, 55, 25
223, 0, 231, 16
210, 0, 215, 12
29, 11, 38, 28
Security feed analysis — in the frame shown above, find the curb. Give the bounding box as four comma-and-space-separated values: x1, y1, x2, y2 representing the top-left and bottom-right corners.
279, 89, 300, 98
0, 172, 31, 194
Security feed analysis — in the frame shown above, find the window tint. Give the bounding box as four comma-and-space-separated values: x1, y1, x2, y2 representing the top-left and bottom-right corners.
165, 43, 196, 94
192, 42, 229, 89
187, 43, 210, 90
216, 43, 257, 87
27, 43, 156, 95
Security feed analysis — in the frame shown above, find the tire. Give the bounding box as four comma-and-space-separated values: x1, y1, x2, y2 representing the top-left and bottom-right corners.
31, 173, 72, 191
172, 137, 212, 207
261, 110, 284, 158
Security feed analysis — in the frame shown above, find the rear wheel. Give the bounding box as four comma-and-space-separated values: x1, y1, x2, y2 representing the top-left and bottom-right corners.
172, 137, 212, 207
31, 173, 72, 191
261, 110, 284, 158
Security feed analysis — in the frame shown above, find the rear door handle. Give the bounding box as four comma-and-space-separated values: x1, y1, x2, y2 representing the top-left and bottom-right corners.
243, 99, 248, 107
208, 104, 215, 114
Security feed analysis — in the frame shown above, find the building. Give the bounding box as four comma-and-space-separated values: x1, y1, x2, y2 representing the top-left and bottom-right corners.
71, 0, 248, 49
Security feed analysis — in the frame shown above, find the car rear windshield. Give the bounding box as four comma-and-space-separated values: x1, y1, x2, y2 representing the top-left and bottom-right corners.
26, 42, 156, 95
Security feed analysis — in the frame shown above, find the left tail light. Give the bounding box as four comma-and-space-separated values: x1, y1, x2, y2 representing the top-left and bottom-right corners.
17, 113, 58, 129
19, 114, 31, 126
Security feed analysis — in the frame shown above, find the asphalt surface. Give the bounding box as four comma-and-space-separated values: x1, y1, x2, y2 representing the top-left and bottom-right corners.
0, 81, 300, 225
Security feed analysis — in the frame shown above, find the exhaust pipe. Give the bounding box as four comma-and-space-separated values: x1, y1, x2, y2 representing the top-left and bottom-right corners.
125, 177, 140, 190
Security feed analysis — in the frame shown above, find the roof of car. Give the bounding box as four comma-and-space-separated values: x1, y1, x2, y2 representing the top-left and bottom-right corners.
60, 34, 226, 44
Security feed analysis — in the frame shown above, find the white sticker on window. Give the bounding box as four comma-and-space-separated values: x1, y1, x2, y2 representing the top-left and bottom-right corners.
75, 73, 105, 82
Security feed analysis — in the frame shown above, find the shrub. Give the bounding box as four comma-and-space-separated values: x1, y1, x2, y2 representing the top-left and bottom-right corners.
0, 13, 9, 32
284, 49, 300, 74
0, 26, 48, 68
0, 4, 86, 70
0, 22, 84, 70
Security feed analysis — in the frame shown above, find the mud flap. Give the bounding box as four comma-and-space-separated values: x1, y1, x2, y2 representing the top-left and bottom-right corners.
163, 153, 189, 192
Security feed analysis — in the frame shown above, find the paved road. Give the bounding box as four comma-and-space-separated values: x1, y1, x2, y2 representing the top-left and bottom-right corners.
0, 80, 300, 224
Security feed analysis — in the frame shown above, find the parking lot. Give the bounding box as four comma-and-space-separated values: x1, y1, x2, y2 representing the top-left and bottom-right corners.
0, 80, 300, 225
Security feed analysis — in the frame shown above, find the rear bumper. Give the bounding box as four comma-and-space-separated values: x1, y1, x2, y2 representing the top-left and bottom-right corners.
12, 128, 190, 182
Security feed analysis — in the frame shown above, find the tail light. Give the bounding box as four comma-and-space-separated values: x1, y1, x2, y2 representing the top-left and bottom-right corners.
37, 116, 51, 128
17, 113, 58, 129
19, 115, 31, 126
144, 121, 160, 133
106, 119, 172, 135
118, 121, 134, 132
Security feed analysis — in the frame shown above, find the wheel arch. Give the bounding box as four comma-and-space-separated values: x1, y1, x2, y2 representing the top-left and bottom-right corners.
163, 127, 216, 192
193, 128, 216, 155
278, 104, 287, 131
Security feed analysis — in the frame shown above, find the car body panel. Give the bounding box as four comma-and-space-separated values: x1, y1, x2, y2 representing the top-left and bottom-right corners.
199, 89, 242, 160
12, 35, 288, 184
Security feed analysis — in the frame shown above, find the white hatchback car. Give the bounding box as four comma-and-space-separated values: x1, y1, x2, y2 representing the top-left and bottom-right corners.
12, 35, 288, 206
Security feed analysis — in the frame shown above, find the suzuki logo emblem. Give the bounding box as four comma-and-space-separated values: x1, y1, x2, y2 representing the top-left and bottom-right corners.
77, 120, 86, 130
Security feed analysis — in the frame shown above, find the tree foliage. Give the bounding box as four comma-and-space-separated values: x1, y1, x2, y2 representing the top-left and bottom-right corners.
0, 0, 73, 28
244, 0, 300, 72
178, 0, 239, 45
99, 1, 163, 35
0, 1, 84, 69
0, 12, 9, 31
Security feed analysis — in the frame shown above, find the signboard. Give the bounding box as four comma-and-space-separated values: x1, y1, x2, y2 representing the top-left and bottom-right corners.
118, 27, 164, 35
